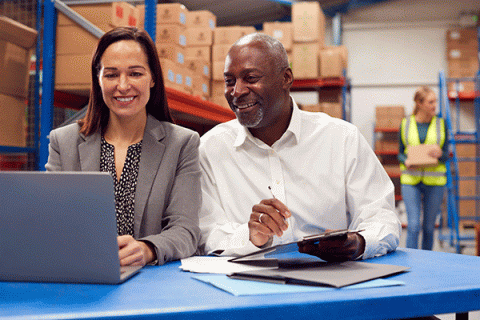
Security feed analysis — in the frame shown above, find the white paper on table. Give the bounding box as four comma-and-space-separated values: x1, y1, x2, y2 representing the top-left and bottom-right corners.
180, 256, 276, 275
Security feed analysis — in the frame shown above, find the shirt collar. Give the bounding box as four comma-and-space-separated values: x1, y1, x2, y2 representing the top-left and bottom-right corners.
233, 96, 301, 148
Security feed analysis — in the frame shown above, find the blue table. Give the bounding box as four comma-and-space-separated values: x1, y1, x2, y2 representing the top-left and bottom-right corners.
1, 248, 479, 320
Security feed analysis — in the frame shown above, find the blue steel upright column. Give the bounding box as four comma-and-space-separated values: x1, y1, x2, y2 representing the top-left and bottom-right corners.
39, 0, 56, 170
144, 0, 157, 43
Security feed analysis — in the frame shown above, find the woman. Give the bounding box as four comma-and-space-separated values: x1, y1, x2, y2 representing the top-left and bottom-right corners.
46, 27, 201, 266
398, 86, 448, 250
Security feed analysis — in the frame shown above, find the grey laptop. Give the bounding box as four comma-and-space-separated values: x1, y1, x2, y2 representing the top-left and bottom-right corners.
0, 171, 142, 284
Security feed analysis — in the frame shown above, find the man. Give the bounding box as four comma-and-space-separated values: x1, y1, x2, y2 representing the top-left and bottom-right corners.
198, 33, 401, 261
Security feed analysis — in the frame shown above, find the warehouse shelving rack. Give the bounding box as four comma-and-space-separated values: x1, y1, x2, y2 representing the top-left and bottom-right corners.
35, 0, 236, 170
290, 71, 351, 122
438, 70, 480, 254
2, 0, 351, 170
0, 0, 42, 170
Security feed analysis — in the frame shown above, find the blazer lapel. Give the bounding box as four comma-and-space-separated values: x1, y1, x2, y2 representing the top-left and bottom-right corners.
134, 116, 166, 236
78, 132, 101, 171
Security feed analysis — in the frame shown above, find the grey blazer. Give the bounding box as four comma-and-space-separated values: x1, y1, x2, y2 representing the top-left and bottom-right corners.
45, 115, 201, 265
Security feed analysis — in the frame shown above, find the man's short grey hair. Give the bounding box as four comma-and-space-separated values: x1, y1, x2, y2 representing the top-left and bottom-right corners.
233, 33, 289, 73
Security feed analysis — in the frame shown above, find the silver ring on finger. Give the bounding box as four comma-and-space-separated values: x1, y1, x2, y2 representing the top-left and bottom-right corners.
259, 213, 265, 224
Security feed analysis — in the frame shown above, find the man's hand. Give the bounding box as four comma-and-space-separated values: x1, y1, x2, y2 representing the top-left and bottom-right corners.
297, 230, 365, 262
118, 235, 156, 266
248, 198, 291, 247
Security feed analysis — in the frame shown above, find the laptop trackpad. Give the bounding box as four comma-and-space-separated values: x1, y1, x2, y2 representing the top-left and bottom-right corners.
120, 266, 142, 282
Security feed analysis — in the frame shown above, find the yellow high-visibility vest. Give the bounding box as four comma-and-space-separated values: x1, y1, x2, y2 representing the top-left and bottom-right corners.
400, 115, 446, 186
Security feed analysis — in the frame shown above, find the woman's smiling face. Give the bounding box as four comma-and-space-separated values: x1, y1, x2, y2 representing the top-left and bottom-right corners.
98, 40, 154, 121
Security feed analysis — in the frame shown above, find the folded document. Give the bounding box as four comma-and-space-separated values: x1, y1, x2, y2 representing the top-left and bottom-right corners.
228, 260, 409, 288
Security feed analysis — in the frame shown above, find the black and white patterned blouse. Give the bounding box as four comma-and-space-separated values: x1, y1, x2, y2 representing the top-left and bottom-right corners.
100, 137, 142, 236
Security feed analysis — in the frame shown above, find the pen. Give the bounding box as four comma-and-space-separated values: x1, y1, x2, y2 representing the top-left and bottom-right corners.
268, 186, 276, 199
268, 186, 288, 224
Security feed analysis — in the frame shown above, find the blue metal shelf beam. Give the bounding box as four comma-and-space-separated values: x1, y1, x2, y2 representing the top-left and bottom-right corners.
322, 0, 392, 17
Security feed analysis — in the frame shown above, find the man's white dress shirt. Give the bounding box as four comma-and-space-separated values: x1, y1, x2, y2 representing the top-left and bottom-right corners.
199, 99, 401, 259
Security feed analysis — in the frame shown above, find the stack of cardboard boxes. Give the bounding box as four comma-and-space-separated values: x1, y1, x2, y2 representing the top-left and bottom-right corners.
139, 3, 189, 93
263, 21, 293, 66
55, 2, 140, 95
210, 25, 256, 109
291, 1, 325, 79
374, 105, 406, 199
0, 17, 37, 148
446, 28, 479, 94
283, 2, 346, 118
53, 1, 350, 112
456, 143, 479, 219
185, 10, 215, 99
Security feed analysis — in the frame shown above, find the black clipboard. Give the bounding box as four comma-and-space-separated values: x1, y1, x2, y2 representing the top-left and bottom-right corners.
228, 229, 360, 263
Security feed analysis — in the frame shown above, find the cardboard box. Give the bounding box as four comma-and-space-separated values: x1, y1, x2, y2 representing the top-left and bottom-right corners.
318, 87, 342, 103
458, 161, 477, 177
0, 16, 37, 48
300, 104, 322, 112
406, 144, 439, 167
55, 54, 92, 95
447, 48, 478, 61
138, 3, 188, 27
186, 27, 213, 46
183, 67, 194, 95
375, 105, 405, 129
185, 58, 210, 79
319, 48, 343, 78
448, 58, 479, 77
213, 26, 256, 45
186, 10, 216, 29
57, 3, 113, 26
185, 46, 211, 61
459, 180, 477, 197
56, 24, 112, 55
262, 22, 293, 51
292, 1, 325, 44
321, 102, 343, 118
447, 81, 475, 93
376, 139, 399, 153
292, 42, 319, 79
156, 44, 185, 65
111, 2, 140, 28
210, 79, 231, 109
212, 61, 226, 81
446, 28, 479, 49
0, 93, 26, 147
212, 43, 231, 62
156, 25, 187, 46
191, 75, 210, 98
458, 199, 477, 217
456, 143, 477, 157
160, 58, 185, 93
0, 17, 37, 98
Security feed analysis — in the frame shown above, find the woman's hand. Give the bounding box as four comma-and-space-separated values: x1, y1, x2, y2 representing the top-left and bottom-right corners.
428, 145, 442, 159
118, 235, 156, 266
